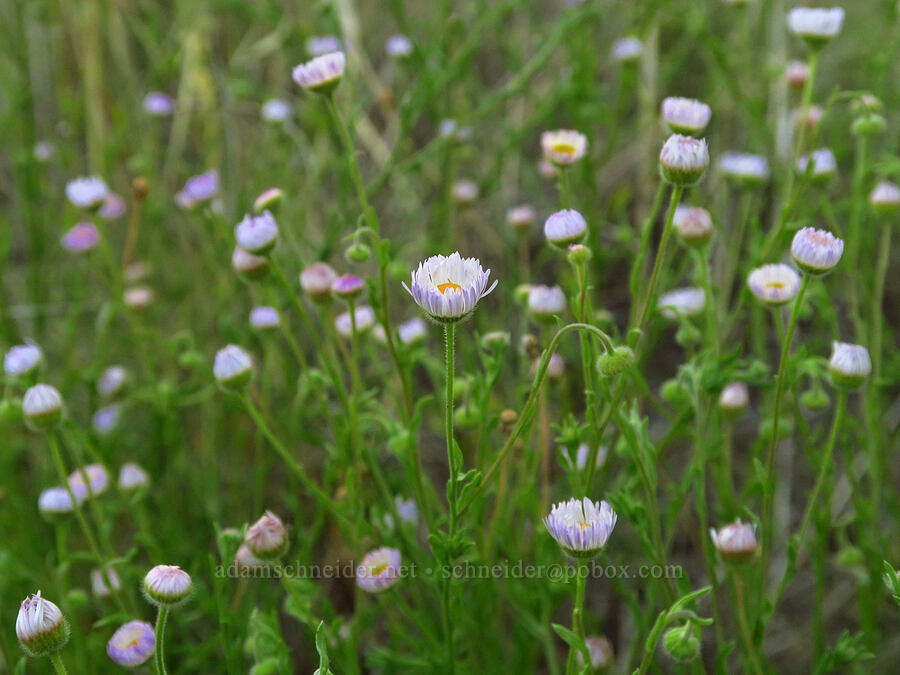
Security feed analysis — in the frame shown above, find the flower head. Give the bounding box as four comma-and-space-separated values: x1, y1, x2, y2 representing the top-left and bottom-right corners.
184, 170, 219, 204
118, 462, 150, 491
253, 187, 284, 212
39, 486, 84, 517
143, 92, 174, 116
797, 148, 837, 185
507, 205, 536, 232
661, 97, 712, 135
214, 345, 253, 389
673, 206, 713, 247
261, 99, 291, 123
578, 635, 615, 671
747, 264, 801, 305
403, 252, 497, 322
719, 382, 749, 416
250, 306, 281, 331
356, 547, 402, 593
541, 130, 588, 166
544, 209, 587, 247
718, 152, 770, 186
123, 286, 154, 311
385, 496, 418, 529
68, 464, 109, 498
452, 179, 479, 204
335, 305, 376, 336
527, 285, 566, 320
659, 134, 709, 185
23, 384, 64, 429
61, 223, 100, 253
234, 211, 279, 254
91, 568, 122, 598
66, 176, 108, 210
332, 274, 366, 300
97, 365, 128, 398
612, 37, 643, 63
870, 181, 900, 217
306, 35, 341, 56
572, 443, 607, 472
710, 520, 758, 563
232, 246, 269, 280
292, 52, 345, 94
385, 34, 413, 58
787, 7, 845, 46
100, 193, 126, 222
16, 591, 69, 657
829, 341, 871, 390
300, 262, 338, 301
107, 620, 155, 667
245, 511, 289, 560
786, 60, 810, 88
791, 226, 843, 275
545, 498, 617, 558
658, 287, 705, 319
398, 318, 427, 345
143, 565, 192, 606
5, 343, 42, 377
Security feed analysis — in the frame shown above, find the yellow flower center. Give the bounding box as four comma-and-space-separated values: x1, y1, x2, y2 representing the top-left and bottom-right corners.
766, 282, 784, 290
553, 143, 576, 156
372, 563, 389, 576
437, 281, 462, 295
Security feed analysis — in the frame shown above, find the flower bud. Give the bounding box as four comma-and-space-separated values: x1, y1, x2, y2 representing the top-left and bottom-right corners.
785, 60, 810, 89
499, 409, 518, 432
249, 306, 281, 331
4, 343, 42, 377
39, 486, 83, 518
292, 52, 345, 95
661, 379, 690, 406
710, 520, 758, 564
245, 511, 289, 560
870, 181, 900, 217
829, 341, 871, 390
507, 205, 536, 233
801, 387, 830, 411
791, 227, 843, 275
452, 179, 479, 205
232, 247, 270, 280
332, 274, 366, 301
66, 176, 108, 210
143, 565, 192, 606
398, 318, 427, 345
718, 382, 749, 418
61, 223, 99, 254
611, 37, 643, 63
527, 285, 566, 321
567, 243, 592, 265
118, 462, 150, 491
852, 113, 886, 137
673, 206, 713, 247
300, 262, 338, 301
661, 97, 711, 136
23, 384, 64, 429
91, 568, 122, 598
662, 623, 701, 663
16, 592, 69, 657
796, 148, 837, 185
544, 209, 587, 248
659, 134, 709, 186
123, 286, 154, 311
213, 345, 253, 389
97, 365, 128, 398
481, 331, 511, 351
596, 346, 635, 378
253, 188, 283, 213
234, 211, 279, 254
578, 635, 614, 672
787, 7, 844, 47
345, 242, 371, 263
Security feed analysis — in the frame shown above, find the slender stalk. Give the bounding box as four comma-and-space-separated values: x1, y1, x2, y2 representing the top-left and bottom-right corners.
759, 274, 810, 584
443, 322, 457, 674
155, 606, 170, 675
325, 95, 379, 233
694, 248, 718, 357
558, 167, 571, 209
734, 571, 764, 675
629, 182, 668, 326
871, 223, 891, 381
565, 560, 588, 675
50, 653, 68, 675
636, 185, 683, 333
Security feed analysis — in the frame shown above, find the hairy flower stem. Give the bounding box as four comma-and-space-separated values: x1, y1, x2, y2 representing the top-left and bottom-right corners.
629, 182, 668, 326
558, 167, 571, 209
734, 570, 764, 675
49, 654, 68, 675
155, 606, 169, 675
693, 248, 719, 357
759, 274, 810, 592
565, 560, 588, 675
443, 322, 457, 674
636, 185, 683, 333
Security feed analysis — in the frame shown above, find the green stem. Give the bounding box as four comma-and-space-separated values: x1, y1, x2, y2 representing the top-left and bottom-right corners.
155, 606, 169, 675
734, 571, 764, 675
443, 322, 457, 674
694, 248, 718, 357
50, 653, 68, 675
565, 561, 588, 675
325, 95, 379, 233
558, 167, 571, 209
636, 185, 683, 333
630, 182, 668, 326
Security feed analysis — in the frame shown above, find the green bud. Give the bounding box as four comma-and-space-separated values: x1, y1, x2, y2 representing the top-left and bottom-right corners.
852, 114, 886, 137
801, 387, 830, 411
345, 243, 371, 263
662, 623, 701, 663
661, 379, 691, 406
596, 346, 635, 378
251, 658, 282, 675
567, 243, 592, 265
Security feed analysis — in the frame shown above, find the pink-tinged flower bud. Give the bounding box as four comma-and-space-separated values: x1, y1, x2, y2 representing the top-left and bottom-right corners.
829, 341, 871, 390
107, 620, 155, 667
4, 343, 42, 377
356, 547, 403, 593
785, 60, 810, 89
541, 129, 588, 166
234, 211, 279, 254
97, 365, 128, 398
332, 274, 366, 301
300, 262, 338, 301
747, 264, 801, 305
253, 188, 283, 213
250, 306, 281, 331
710, 520, 758, 563
544, 209, 587, 247
68, 464, 109, 498
791, 227, 843, 275
91, 568, 122, 598
23, 384, 64, 429
183, 170, 219, 204
245, 511, 289, 560
213, 345, 253, 390
61, 223, 100, 254
118, 462, 150, 491
261, 99, 291, 123
235, 544, 270, 573
577, 635, 615, 671
39, 486, 84, 517
545, 353, 566, 380
335, 305, 376, 336
231, 246, 270, 280
527, 285, 566, 320
143, 91, 175, 116
661, 97, 711, 136
719, 382, 749, 417
567, 243, 592, 265
123, 286, 154, 311
452, 179, 479, 205
673, 206, 713, 247
143, 565, 192, 606
99, 193, 126, 220
66, 176, 108, 210
16, 591, 69, 657
612, 37, 643, 63
292, 52, 345, 94
659, 134, 709, 186
507, 205, 536, 232
870, 181, 900, 217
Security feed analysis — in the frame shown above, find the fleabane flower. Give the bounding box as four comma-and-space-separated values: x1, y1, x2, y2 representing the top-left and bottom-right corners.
143, 92, 174, 116
718, 152, 770, 186
612, 37, 643, 63
97, 365, 128, 398
68, 464, 109, 499
253, 187, 283, 212
544, 209, 587, 247
183, 170, 219, 204
527, 285, 566, 321
261, 99, 291, 123
787, 7, 845, 46
578, 635, 615, 672
797, 148, 837, 185
250, 306, 281, 331
66, 176, 108, 210
710, 520, 758, 564
107, 620, 155, 667
786, 60, 810, 89
118, 462, 150, 491
747, 264, 801, 305
791, 226, 843, 275
659, 134, 709, 186
545, 497, 617, 558
92, 405, 122, 434
292, 51, 345, 94
541, 129, 588, 166
5, 343, 42, 377
356, 547, 402, 593
661, 97, 712, 135
673, 206, 713, 247
234, 211, 279, 254
306, 35, 341, 56
143, 565, 192, 606
870, 181, 900, 217
403, 252, 497, 323
91, 568, 122, 598
38, 486, 83, 517
300, 262, 338, 301
829, 341, 871, 390
245, 511, 289, 560
61, 223, 100, 254
23, 384, 64, 429
213, 345, 253, 389
232, 247, 269, 280
16, 591, 69, 657
335, 305, 376, 336
332, 274, 366, 301
719, 382, 749, 417
398, 318, 427, 345
385, 34, 413, 58
658, 287, 705, 319
507, 205, 536, 232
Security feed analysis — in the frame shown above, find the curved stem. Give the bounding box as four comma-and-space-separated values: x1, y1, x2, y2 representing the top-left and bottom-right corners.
155, 606, 169, 675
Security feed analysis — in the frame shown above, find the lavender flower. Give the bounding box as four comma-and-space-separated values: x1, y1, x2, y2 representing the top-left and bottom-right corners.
107, 620, 155, 667
356, 547, 402, 592
544, 497, 617, 558
403, 252, 497, 322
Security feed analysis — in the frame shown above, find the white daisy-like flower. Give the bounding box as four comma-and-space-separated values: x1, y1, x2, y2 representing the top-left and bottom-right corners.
829, 341, 871, 390
541, 129, 588, 166
4, 343, 42, 377
791, 226, 843, 275
92, 405, 122, 435
143, 565, 192, 606
661, 97, 712, 135
796, 148, 837, 184
250, 306, 281, 330
213, 345, 253, 389
68, 464, 109, 498
23, 384, 64, 429
673, 205, 713, 247
261, 99, 291, 123
97, 365, 128, 398
787, 7, 845, 44
870, 181, 900, 216
719, 382, 749, 414
747, 264, 801, 305
16, 591, 69, 657
292, 52, 345, 94
659, 134, 710, 185
118, 462, 150, 491
39, 486, 84, 516
612, 37, 643, 63
527, 284, 567, 320
544, 209, 587, 247
356, 547, 402, 593
710, 520, 758, 563
544, 497, 617, 558
385, 34, 413, 58
658, 287, 705, 319
66, 176, 108, 210
403, 252, 497, 322
718, 152, 770, 185
335, 306, 377, 336
398, 318, 427, 345
234, 211, 279, 254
